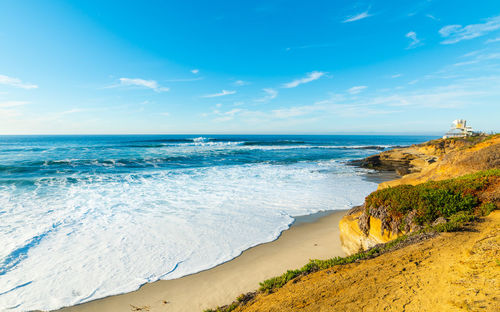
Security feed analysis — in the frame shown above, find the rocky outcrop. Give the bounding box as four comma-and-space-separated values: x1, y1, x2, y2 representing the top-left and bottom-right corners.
349, 148, 437, 176
340, 135, 500, 255
380, 135, 500, 188
339, 210, 400, 255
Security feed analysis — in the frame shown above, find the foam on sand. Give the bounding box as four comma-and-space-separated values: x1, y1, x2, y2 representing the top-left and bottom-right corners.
0, 161, 377, 311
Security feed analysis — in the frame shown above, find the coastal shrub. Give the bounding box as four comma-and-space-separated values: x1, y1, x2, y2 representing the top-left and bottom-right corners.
361, 169, 499, 235
259, 269, 302, 292
258, 235, 411, 293
429, 211, 476, 232
478, 202, 497, 216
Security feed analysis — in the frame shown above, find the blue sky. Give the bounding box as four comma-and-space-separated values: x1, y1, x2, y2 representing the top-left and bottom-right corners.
0, 0, 499, 134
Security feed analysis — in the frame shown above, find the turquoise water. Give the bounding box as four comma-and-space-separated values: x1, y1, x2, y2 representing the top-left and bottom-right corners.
0, 135, 436, 311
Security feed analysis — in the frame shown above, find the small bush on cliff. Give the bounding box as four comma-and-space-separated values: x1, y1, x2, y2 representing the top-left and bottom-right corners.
361, 169, 499, 236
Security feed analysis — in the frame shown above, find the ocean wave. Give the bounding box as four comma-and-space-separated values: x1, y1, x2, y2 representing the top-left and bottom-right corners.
242, 140, 306, 146
0, 223, 60, 276
0, 145, 387, 176
0, 162, 377, 311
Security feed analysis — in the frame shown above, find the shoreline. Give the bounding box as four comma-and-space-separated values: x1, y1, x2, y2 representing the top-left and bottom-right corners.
54, 170, 396, 312
57, 209, 348, 312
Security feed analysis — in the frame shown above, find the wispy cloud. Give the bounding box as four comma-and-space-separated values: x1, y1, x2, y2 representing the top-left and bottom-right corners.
342, 11, 372, 23
212, 108, 243, 121
439, 15, 500, 44
234, 80, 250, 86
347, 86, 367, 95
0, 101, 29, 108
256, 88, 278, 102
391, 74, 402, 78
485, 37, 500, 44
202, 90, 236, 98
198, 74, 500, 126
0, 75, 38, 89
191, 69, 199, 74
282, 71, 326, 88
453, 52, 500, 66
272, 105, 317, 118
406, 31, 421, 49
426, 14, 439, 21
117, 78, 169, 92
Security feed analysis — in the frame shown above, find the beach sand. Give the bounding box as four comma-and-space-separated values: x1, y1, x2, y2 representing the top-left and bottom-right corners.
57, 210, 347, 312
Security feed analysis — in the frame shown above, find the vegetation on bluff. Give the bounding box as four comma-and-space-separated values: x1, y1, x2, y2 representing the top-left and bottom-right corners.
360, 169, 499, 236
204, 170, 499, 312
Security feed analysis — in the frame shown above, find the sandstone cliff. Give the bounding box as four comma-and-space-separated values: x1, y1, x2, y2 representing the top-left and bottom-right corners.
234, 211, 500, 312
340, 134, 500, 255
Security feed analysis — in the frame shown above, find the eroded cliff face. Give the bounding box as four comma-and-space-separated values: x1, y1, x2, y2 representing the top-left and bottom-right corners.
340, 135, 500, 255
339, 211, 400, 255
236, 211, 500, 312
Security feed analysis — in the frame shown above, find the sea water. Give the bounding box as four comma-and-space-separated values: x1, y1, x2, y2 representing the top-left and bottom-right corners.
0, 135, 435, 311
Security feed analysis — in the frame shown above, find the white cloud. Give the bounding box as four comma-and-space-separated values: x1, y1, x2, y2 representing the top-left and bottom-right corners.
215, 103, 222, 108
406, 31, 421, 49
191, 69, 199, 74
347, 86, 367, 94
256, 88, 278, 102
439, 15, 500, 44
272, 106, 316, 118
0, 101, 29, 108
282, 71, 326, 88
485, 37, 500, 44
202, 90, 236, 98
408, 79, 419, 85
212, 108, 243, 121
234, 80, 249, 86
426, 14, 439, 21
453, 52, 500, 66
160, 112, 170, 116
453, 60, 479, 67
0, 75, 38, 89
342, 11, 372, 23
118, 78, 169, 92
391, 74, 402, 78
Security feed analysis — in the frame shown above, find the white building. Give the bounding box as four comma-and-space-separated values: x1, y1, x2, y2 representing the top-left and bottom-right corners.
443, 119, 476, 139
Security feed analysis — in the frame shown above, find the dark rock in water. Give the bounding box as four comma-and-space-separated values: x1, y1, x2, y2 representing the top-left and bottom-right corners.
349, 154, 415, 176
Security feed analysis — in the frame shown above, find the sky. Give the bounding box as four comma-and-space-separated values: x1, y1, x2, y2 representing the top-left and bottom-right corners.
0, 0, 499, 135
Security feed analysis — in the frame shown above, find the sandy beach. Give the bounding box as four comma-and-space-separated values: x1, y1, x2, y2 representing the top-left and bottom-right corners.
57, 210, 347, 312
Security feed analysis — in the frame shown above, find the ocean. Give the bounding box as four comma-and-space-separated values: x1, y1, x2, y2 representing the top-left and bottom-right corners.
0, 135, 436, 311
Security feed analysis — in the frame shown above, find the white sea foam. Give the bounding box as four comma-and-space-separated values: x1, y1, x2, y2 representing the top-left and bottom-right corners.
0, 161, 377, 311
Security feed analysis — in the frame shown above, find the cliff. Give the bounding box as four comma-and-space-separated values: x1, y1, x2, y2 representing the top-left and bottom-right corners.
205, 135, 500, 312
340, 134, 500, 254
232, 210, 500, 312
